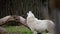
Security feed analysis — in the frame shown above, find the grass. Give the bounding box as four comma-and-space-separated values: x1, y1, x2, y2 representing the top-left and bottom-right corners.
4, 25, 45, 34
4, 26, 33, 34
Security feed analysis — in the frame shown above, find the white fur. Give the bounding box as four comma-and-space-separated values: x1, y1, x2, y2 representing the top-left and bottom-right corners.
27, 11, 55, 34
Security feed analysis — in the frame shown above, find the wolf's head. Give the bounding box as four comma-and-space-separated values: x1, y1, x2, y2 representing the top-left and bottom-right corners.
27, 11, 35, 18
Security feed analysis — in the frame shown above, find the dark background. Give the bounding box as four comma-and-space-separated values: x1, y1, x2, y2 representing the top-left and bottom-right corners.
0, 0, 60, 34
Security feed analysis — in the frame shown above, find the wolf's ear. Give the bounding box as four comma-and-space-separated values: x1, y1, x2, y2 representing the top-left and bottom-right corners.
29, 11, 32, 13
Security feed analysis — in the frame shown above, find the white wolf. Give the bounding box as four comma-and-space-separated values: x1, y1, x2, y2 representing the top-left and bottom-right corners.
27, 11, 55, 34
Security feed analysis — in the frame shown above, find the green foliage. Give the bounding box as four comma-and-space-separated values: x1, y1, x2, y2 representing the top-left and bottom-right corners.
4, 26, 45, 34
4, 26, 33, 34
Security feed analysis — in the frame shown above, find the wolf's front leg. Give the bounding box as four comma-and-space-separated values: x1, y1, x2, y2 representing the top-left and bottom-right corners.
32, 30, 37, 34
